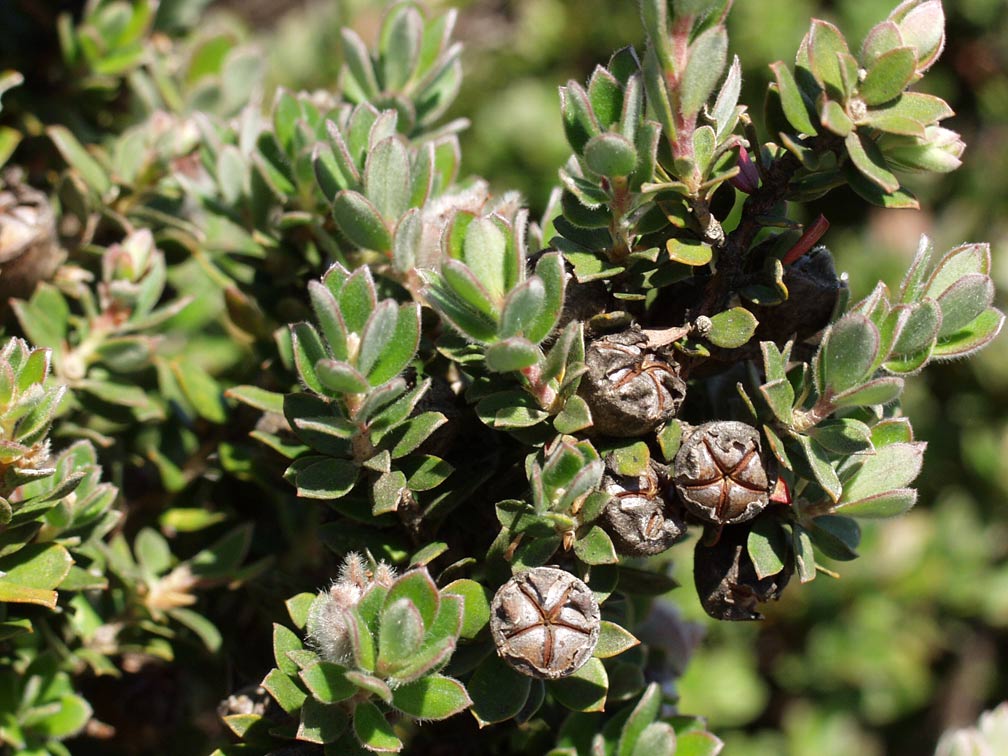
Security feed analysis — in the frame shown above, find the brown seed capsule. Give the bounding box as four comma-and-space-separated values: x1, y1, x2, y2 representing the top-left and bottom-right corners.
579, 328, 686, 437
752, 245, 847, 347
601, 461, 686, 556
694, 523, 792, 621
673, 421, 772, 525
0, 168, 64, 306
489, 567, 600, 680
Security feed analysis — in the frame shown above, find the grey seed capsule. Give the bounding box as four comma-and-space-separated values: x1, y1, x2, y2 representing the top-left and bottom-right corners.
579, 328, 686, 437
694, 522, 792, 621
490, 567, 600, 680
601, 462, 686, 556
673, 421, 772, 525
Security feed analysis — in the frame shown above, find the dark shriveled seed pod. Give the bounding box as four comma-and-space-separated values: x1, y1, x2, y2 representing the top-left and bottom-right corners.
601, 461, 686, 556
489, 567, 600, 680
752, 246, 846, 347
0, 168, 64, 306
673, 421, 772, 525
579, 327, 686, 437
694, 522, 792, 621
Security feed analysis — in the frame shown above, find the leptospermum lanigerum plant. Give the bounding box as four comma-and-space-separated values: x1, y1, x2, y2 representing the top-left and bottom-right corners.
0, 0, 1001, 754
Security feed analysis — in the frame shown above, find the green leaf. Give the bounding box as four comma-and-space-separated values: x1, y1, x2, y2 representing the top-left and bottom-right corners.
560, 81, 601, 154
295, 458, 359, 500
795, 435, 842, 503
588, 66, 623, 129
808, 515, 861, 560
666, 238, 712, 266
388, 411, 448, 459
932, 307, 1005, 359
274, 623, 304, 676
574, 525, 618, 565
353, 699, 402, 752
706, 307, 758, 348
527, 252, 566, 344
135, 527, 172, 576
317, 360, 370, 395
584, 133, 638, 177
554, 394, 593, 434
300, 661, 357, 704
262, 669, 304, 717
807, 19, 850, 98
845, 132, 899, 193
935, 274, 994, 337
333, 191, 392, 252
31, 693, 92, 739
818, 314, 880, 395
291, 322, 328, 394
170, 359, 226, 423
792, 524, 817, 583
550, 657, 608, 712
896, 0, 945, 70
500, 278, 546, 339
747, 518, 788, 579
859, 46, 917, 106
378, 598, 425, 669
365, 137, 411, 221
298, 696, 349, 745
484, 338, 540, 373
391, 675, 471, 720
671, 731, 722, 756
631, 723, 677, 756
384, 569, 439, 630
838, 441, 925, 504
47, 125, 110, 195
469, 653, 532, 725
617, 683, 663, 756
835, 488, 917, 518
287, 592, 316, 630
169, 607, 223, 652
442, 579, 491, 639
594, 621, 640, 659
810, 418, 874, 454
891, 300, 941, 356
860, 20, 902, 67
831, 376, 904, 407
380, 3, 422, 89
368, 303, 420, 385
819, 99, 853, 136
680, 26, 727, 119
770, 62, 817, 135
0, 543, 73, 590
462, 216, 513, 302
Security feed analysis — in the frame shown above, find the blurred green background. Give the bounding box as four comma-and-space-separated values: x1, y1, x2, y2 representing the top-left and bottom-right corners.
196, 0, 1008, 752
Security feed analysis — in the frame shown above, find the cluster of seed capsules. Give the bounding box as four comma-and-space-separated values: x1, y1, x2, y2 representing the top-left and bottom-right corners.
486, 254, 844, 678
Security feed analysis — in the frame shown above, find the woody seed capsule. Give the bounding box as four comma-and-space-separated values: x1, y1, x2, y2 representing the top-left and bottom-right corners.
694, 522, 792, 621
601, 461, 686, 556
579, 328, 686, 437
673, 421, 772, 525
489, 567, 600, 680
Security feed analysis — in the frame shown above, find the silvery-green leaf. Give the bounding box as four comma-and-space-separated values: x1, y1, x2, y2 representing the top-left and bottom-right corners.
680, 26, 727, 119
332, 190, 392, 252
770, 62, 818, 136
838, 441, 925, 504
584, 133, 638, 178
859, 46, 917, 106
817, 313, 880, 395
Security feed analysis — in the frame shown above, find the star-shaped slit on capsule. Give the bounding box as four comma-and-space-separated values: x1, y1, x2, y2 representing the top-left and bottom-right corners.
490, 567, 600, 679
